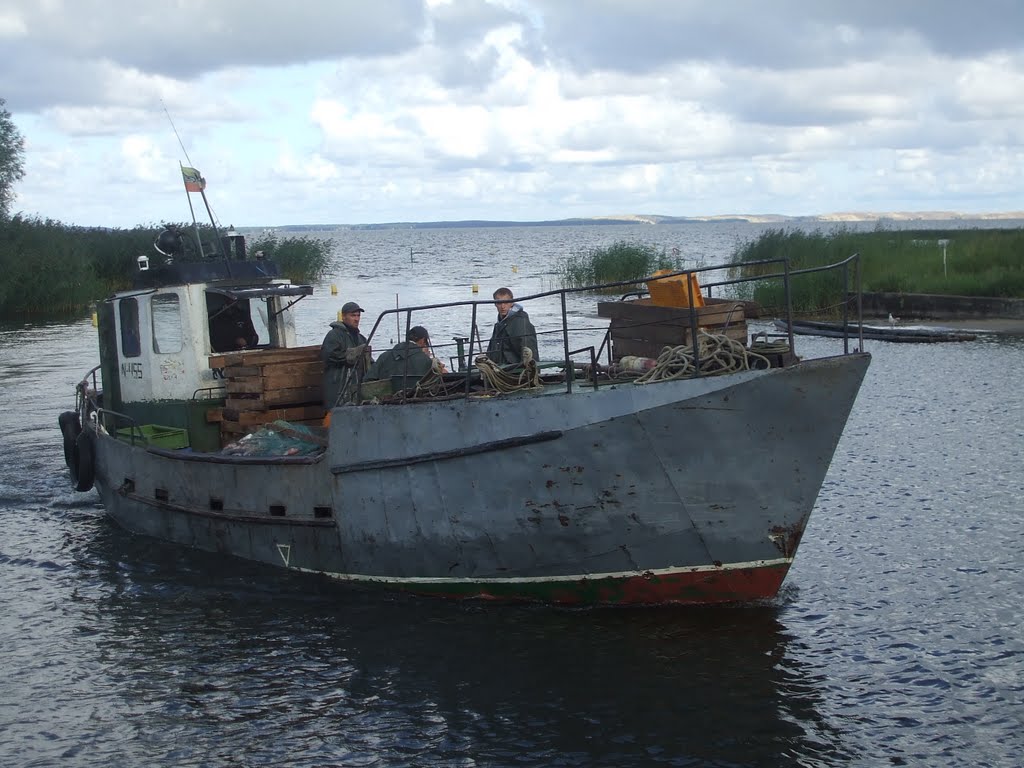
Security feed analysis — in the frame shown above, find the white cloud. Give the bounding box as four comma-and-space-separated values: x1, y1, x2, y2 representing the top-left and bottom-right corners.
0, 7, 28, 38
3, 0, 1023, 226
121, 135, 171, 182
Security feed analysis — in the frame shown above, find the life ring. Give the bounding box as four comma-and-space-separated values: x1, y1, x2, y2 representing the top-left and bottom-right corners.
58, 411, 81, 470
70, 429, 95, 493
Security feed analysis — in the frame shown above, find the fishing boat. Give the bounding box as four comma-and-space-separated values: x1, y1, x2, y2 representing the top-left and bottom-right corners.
775, 318, 977, 343
57, 189, 870, 605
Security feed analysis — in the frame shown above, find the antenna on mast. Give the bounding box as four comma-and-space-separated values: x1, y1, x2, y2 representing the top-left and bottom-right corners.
161, 100, 232, 272
162, 99, 195, 169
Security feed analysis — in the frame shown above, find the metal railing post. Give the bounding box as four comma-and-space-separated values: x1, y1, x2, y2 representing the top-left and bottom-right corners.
842, 262, 850, 354
560, 292, 572, 393
783, 259, 795, 355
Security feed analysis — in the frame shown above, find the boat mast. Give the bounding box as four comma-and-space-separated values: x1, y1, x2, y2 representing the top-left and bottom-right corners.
164, 101, 232, 272
181, 171, 206, 260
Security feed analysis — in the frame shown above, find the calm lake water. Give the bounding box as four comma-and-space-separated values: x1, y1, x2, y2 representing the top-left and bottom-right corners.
1, 221, 1022, 767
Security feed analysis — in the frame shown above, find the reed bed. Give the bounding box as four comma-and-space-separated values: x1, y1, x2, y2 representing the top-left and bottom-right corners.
557, 241, 682, 291
0, 217, 333, 318
729, 226, 1024, 316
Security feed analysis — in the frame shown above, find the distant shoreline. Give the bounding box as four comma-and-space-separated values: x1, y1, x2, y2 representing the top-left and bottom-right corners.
253, 211, 1024, 233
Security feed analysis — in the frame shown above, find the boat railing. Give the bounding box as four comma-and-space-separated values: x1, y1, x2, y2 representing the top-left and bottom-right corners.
191, 386, 225, 401
360, 252, 864, 398
76, 365, 102, 415
614, 252, 865, 356
96, 408, 145, 444
698, 251, 865, 354
74, 364, 148, 442
801, 251, 864, 353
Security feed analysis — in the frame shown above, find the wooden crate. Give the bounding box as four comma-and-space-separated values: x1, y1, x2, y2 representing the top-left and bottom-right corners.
597, 297, 747, 361
209, 345, 326, 445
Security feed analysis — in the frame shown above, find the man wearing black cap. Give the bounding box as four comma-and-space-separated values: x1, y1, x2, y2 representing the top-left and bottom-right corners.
320, 301, 373, 407
364, 325, 437, 384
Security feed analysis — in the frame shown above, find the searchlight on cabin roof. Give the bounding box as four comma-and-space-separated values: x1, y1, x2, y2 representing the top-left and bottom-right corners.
154, 227, 184, 261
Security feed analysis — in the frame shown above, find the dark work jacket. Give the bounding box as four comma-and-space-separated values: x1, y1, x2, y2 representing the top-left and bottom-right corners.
210, 308, 259, 352
486, 304, 539, 365
365, 340, 432, 383
320, 321, 371, 407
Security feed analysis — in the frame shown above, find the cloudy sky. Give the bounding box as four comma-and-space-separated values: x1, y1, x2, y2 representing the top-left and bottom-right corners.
2, 0, 1023, 228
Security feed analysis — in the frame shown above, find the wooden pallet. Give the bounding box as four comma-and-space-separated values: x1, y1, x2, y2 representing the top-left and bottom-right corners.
208, 345, 325, 444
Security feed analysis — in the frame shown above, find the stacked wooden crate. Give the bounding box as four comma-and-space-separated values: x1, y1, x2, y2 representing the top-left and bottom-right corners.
597, 297, 748, 361
208, 345, 325, 446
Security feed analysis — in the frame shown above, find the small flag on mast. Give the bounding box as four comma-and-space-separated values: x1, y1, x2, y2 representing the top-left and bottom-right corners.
181, 166, 206, 193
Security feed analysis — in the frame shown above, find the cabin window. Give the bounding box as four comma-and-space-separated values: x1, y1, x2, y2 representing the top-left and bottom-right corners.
119, 298, 141, 358
251, 300, 270, 347
151, 294, 183, 354
207, 296, 262, 353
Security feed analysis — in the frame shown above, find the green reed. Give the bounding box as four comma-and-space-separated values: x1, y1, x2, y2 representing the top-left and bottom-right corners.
246, 232, 334, 284
557, 241, 681, 291
729, 226, 1024, 317
0, 217, 333, 318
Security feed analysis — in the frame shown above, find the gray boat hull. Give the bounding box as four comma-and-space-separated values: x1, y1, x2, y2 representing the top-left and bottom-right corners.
88, 352, 870, 604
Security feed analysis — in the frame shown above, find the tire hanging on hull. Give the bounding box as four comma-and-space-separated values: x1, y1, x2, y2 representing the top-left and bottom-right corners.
59, 412, 95, 492
72, 430, 96, 492
58, 411, 80, 470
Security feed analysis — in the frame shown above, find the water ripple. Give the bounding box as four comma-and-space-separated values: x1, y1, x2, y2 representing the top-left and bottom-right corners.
2, 225, 1024, 767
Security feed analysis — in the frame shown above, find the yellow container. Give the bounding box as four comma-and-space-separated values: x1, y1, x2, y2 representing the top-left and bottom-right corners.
646, 270, 705, 308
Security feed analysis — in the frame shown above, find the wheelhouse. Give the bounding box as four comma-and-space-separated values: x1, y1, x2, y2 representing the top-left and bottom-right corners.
94, 239, 312, 451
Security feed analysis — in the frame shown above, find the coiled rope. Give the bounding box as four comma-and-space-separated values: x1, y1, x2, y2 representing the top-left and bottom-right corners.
410, 358, 453, 398
474, 347, 543, 393
748, 331, 792, 357
633, 332, 772, 384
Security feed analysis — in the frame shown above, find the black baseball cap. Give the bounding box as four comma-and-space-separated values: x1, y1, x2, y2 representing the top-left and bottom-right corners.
341, 301, 365, 314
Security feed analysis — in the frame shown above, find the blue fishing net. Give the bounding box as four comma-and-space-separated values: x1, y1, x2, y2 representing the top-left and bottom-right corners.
221, 420, 327, 457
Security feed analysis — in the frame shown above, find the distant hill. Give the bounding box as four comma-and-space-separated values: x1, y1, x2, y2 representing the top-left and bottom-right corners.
255, 211, 1024, 233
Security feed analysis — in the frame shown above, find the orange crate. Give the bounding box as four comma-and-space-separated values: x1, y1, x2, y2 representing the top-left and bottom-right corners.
646, 270, 705, 308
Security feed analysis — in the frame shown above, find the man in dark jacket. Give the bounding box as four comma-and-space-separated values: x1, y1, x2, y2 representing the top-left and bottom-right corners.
365, 325, 435, 383
320, 301, 372, 407
209, 299, 260, 352
486, 287, 539, 365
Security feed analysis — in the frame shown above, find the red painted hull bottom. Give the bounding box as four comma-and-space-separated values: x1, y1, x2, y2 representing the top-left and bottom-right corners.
336, 561, 793, 606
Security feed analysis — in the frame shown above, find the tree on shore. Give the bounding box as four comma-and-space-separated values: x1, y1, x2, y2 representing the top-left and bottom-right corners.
0, 98, 26, 220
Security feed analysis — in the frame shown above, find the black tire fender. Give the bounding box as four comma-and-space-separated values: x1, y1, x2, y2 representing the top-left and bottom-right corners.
58, 411, 82, 471
71, 429, 95, 493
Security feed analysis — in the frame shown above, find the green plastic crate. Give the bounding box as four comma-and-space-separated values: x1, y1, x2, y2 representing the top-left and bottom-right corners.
117, 424, 190, 449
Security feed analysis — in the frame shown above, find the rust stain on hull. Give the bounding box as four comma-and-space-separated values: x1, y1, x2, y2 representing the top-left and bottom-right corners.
769, 522, 805, 559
